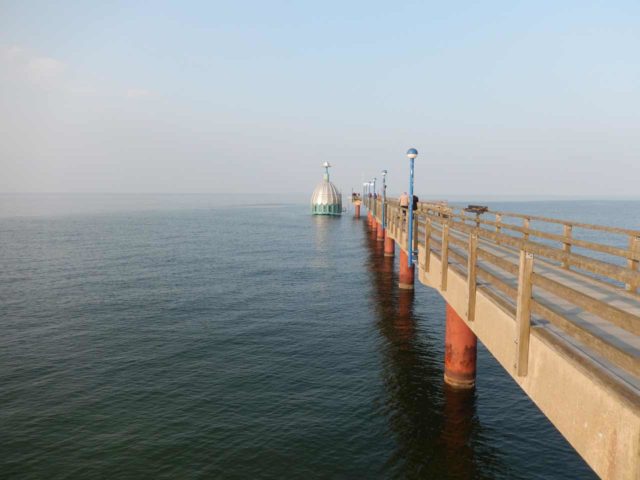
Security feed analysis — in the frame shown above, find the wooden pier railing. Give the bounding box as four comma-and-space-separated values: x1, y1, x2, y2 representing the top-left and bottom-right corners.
377, 196, 640, 377
364, 195, 640, 479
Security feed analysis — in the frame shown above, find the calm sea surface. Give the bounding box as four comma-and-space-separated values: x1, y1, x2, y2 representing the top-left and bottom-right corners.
1, 195, 638, 479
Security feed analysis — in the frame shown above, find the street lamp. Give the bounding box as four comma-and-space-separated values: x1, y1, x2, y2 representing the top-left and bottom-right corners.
406, 148, 418, 267
381, 170, 388, 229
371, 178, 377, 216
369, 181, 374, 213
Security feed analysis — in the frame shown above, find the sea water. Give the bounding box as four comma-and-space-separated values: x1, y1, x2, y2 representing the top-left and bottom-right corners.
2, 194, 637, 479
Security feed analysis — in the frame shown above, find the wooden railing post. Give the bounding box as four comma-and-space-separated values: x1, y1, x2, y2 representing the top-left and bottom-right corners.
423, 218, 432, 272
441, 222, 450, 291
390, 208, 394, 235
562, 224, 572, 269
523, 217, 530, 241
627, 235, 640, 293
467, 232, 478, 322
495, 214, 502, 245
515, 251, 534, 376
390, 207, 394, 235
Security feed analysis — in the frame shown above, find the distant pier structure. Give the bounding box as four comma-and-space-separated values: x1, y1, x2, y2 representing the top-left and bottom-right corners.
311, 162, 342, 215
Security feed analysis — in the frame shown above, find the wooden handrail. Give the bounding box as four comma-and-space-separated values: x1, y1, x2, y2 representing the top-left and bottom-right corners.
422, 212, 640, 287
370, 197, 640, 383
433, 226, 640, 335
418, 207, 640, 262
428, 227, 639, 376
420, 202, 640, 237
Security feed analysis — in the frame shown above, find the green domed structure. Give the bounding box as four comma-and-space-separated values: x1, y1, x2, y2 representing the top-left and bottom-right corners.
311, 162, 342, 215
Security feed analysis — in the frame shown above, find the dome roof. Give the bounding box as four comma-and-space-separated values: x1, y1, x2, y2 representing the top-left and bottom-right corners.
311, 180, 341, 206
311, 162, 342, 215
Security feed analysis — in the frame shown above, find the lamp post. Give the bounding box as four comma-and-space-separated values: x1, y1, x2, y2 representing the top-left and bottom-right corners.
368, 181, 374, 226
363, 182, 370, 223
406, 148, 418, 267
372, 178, 377, 217
381, 170, 387, 229
369, 181, 375, 221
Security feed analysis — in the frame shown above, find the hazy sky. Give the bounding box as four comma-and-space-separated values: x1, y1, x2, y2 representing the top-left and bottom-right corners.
1, 1, 639, 197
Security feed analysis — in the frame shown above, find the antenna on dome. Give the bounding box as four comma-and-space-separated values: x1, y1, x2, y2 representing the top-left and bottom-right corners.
323, 162, 331, 181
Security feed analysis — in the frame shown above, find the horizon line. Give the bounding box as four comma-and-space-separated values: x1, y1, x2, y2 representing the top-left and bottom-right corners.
1, 191, 640, 201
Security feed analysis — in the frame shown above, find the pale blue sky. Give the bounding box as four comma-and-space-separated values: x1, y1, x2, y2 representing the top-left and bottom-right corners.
1, 1, 639, 197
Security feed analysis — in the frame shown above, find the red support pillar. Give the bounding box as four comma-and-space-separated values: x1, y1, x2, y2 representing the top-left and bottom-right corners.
444, 304, 478, 389
398, 249, 415, 290
354, 204, 360, 218
384, 236, 395, 257
376, 221, 385, 241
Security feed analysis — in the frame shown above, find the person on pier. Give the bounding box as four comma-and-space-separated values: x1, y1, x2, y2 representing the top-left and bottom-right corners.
400, 192, 409, 219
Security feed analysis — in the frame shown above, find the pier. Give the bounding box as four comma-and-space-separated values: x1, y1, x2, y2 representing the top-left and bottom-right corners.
362, 195, 640, 479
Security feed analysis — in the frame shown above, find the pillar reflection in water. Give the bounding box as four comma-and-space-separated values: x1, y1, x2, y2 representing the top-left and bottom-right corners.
362, 222, 499, 479
395, 289, 415, 344
441, 385, 480, 479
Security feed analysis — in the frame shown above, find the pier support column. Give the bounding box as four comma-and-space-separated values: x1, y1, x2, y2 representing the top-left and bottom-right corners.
376, 221, 385, 242
398, 249, 415, 290
354, 204, 360, 218
444, 303, 477, 389
384, 236, 395, 257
